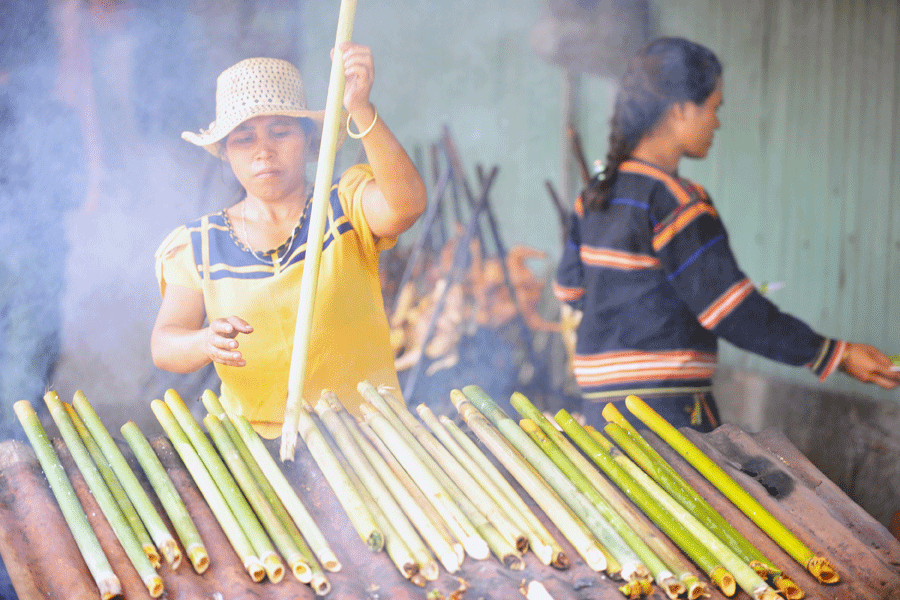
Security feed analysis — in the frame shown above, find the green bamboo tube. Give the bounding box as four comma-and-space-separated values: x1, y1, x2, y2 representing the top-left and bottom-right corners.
555, 409, 736, 596
200, 391, 330, 593
64, 403, 162, 570
357, 419, 464, 570
72, 391, 180, 569
588, 423, 782, 600
163, 390, 284, 582
44, 392, 164, 598
231, 412, 340, 578
360, 402, 491, 561
438, 415, 568, 570
120, 421, 209, 574
459, 386, 644, 582
152, 399, 265, 582
601, 404, 802, 598
14, 400, 122, 600
450, 390, 606, 572
204, 414, 311, 583
624, 394, 839, 584
282, 0, 358, 462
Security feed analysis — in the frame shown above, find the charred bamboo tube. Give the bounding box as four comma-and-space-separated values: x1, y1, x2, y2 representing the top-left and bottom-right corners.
555, 409, 737, 597
589, 423, 781, 600
438, 415, 568, 569
72, 391, 180, 568
282, 0, 358, 462
451, 390, 606, 572
64, 403, 161, 570
315, 392, 429, 580
151, 399, 265, 582
358, 419, 464, 570
360, 402, 490, 561
510, 404, 701, 599
624, 395, 839, 585
601, 404, 801, 598
164, 390, 284, 582
204, 414, 311, 583
200, 392, 329, 593
44, 392, 163, 598
231, 412, 340, 577
120, 421, 209, 574
14, 400, 122, 600
459, 386, 643, 581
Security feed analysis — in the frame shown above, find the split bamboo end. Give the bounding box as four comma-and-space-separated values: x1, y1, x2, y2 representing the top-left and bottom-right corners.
419, 559, 440, 581
187, 543, 209, 574
551, 550, 571, 570
311, 573, 331, 596
410, 572, 427, 587
143, 544, 162, 569
160, 539, 181, 570
659, 575, 686, 600
143, 574, 164, 598
807, 555, 839, 584
681, 575, 709, 600
773, 575, 804, 599
755, 587, 783, 600
289, 556, 313, 583
710, 566, 736, 597
99, 577, 123, 600
262, 552, 285, 583
245, 558, 266, 583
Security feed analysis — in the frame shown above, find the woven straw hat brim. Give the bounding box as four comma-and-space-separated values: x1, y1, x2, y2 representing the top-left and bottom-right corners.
182, 107, 348, 159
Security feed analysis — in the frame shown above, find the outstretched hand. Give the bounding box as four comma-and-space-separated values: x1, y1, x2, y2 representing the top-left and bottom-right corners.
205, 316, 253, 367
840, 343, 900, 389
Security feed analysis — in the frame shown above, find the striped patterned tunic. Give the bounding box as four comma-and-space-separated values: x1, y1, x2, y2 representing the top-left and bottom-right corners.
554, 159, 845, 402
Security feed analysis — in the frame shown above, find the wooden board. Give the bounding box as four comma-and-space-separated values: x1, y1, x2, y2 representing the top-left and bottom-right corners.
0, 423, 898, 599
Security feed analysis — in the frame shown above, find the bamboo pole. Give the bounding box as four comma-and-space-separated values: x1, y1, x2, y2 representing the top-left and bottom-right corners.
14, 400, 122, 600
72, 391, 180, 568
64, 403, 161, 570
281, 0, 359, 462
451, 390, 606, 572
120, 421, 209, 574
164, 390, 284, 582
44, 392, 164, 598
152, 399, 265, 582
438, 415, 568, 570
200, 391, 330, 593
624, 394, 839, 584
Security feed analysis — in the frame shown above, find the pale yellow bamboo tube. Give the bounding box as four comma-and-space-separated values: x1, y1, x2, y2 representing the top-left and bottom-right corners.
357, 419, 463, 569
450, 390, 606, 571
281, 0, 358, 462
439, 415, 568, 569
151, 400, 265, 582
44, 392, 164, 598
64, 403, 162, 570
14, 400, 122, 600
72, 391, 180, 569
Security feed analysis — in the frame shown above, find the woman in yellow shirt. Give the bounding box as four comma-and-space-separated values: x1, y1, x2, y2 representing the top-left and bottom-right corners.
152, 44, 426, 438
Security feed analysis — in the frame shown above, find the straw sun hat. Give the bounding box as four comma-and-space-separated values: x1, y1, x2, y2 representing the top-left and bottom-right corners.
182, 57, 347, 158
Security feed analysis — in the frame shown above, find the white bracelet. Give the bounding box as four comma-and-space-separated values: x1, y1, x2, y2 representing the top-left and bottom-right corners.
347, 107, 378, 139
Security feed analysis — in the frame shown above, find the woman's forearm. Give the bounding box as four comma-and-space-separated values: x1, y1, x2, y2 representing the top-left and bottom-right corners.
151, 325, 213, 374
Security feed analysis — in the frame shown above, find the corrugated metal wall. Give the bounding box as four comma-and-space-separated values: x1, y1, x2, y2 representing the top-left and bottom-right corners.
577, 0, 900, 402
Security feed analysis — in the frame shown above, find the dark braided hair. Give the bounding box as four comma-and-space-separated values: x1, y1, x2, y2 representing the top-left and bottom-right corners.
582, 37, 722, 211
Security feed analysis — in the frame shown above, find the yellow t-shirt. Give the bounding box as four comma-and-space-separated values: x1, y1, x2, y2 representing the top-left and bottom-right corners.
155, 164, 401, 438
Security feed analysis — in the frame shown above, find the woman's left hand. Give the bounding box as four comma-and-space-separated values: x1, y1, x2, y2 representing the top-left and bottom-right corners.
336, 41, 374, 115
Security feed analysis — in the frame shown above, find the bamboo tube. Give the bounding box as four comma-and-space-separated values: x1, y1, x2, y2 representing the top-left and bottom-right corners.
624, 394, 839, 584
231, 413, 340, 578
317, 392, 440, 580
200, 392, 330, 593
360, 401, 491, 561
152, 399, 265, 582
589, 423, 782, 600
204, 414, 311, 583
358, 419, 464, 569
72, 391, 180, 568
459, 386, 645, 582
555, 409, 737, 596
163, 390, 284, 582
44, 392, 164, 598
451, 390, 606, 572
601, 404, 801, 598
64, 403, 161, 570
120, 421, 209, 574
281, 0, 358, 462
14, 400, 122, 600
439, 415, 568, 570
361, 385, 520, 567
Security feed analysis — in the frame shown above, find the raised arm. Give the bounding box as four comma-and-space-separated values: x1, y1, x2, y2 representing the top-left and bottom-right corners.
338, 42, 427, 239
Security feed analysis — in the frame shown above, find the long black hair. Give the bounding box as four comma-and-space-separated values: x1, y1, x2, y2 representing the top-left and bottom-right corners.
583, 37, 722, 211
